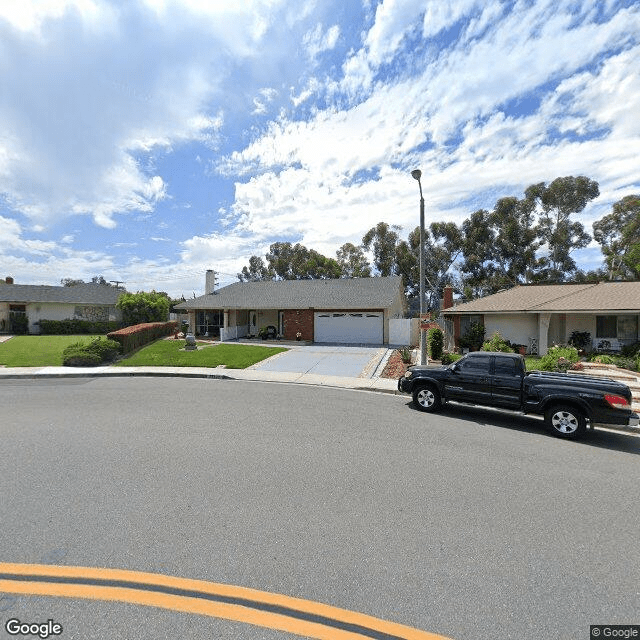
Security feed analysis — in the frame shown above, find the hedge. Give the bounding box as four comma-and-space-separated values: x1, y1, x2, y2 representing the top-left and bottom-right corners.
107, 321, 179, 353
38, 319, 123, 335
62, 337, 121, 367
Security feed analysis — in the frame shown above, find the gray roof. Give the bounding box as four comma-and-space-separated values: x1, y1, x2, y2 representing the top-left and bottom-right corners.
177, 276, 404, 311
445, 282, 640, 314
0, 283, 124, 305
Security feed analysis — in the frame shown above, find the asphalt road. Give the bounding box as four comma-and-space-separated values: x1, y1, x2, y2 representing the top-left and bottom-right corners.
0, 377, 639, 640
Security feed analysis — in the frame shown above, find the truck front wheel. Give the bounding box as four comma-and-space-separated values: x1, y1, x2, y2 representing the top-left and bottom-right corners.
545, 405, 586, 439
412, 385, 442, 413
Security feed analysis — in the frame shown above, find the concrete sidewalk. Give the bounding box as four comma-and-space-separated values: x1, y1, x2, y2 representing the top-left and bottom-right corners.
0, 364, 402, 395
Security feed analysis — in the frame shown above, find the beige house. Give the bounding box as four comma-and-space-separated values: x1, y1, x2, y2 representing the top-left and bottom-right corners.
0, 278, 123, 334
443, 282, 640, 355
177, 273, 407, 345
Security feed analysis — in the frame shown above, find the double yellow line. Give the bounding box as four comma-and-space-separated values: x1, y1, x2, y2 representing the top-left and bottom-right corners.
0, 563, 452, 640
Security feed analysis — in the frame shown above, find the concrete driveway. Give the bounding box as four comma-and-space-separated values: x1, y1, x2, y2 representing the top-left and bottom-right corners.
250, 344, 390, 378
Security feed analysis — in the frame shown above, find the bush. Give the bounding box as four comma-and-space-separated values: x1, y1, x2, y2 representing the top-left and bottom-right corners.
568, 331, 591, 351
459, 322, 485, 350
116, 291, 170, 325
38, 319, 122, 335
590, 354, 616, 365
428, 327, 444, 360
85, 337, 121, 362
614, 357, 638, 372
108, 321, 178, 353
482, 331, 512, 353
621, 342, 640, 357
62, 350, 102, 366
539, 345, 579, 372
62, 337, 121, 366
9, 314, 29, 334
441, 352, 461, 365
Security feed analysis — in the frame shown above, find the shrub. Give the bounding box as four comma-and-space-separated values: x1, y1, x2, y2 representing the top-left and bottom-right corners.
10, 314, 29, 334
539, 345, 579, 372
482, 331, 512, 353
85, 337, 121, 362
38, 319, 122, 335
62, 337, 121, 367
441, 352, 461, 365
62, 350, 102, 366
428, 327, 444, 360
116, 291, 170, 325
590, 354, 616, 365
400, 347, 412, 363
568, 331, 591, 351
621, 342, 640, 357
614, 357, 638, 372
108, 321, 178, 353
459, 322, 485, 350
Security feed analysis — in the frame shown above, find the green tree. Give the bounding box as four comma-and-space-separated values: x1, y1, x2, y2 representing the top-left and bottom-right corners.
116, 291, 170, 325
336, 243, 371, 278
258, 242, 341, 280
459, 198, 540, 296
361, 222, 401, 276
525, 176, 598, 281
61, 275, 117, 287
593, 194, 640, 279
237, 256, 275, 282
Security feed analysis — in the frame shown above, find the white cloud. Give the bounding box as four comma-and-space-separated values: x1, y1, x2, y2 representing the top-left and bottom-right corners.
0, 0, 282, 228
303, 23, 340, 61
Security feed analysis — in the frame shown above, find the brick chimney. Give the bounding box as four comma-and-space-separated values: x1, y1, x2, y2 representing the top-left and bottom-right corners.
443, 284, 453, 309
5, 277, 14, 284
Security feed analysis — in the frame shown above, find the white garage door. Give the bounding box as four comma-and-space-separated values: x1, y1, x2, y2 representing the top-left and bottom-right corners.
314, 312, 383, 344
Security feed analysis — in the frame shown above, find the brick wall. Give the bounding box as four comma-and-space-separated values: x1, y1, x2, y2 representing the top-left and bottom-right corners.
283, 309, 314, 341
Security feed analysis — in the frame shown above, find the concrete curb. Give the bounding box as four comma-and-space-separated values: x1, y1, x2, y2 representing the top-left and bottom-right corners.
0, 366, 402, 395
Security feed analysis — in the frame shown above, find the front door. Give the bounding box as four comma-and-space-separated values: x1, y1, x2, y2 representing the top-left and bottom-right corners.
248, 310, 258, 336
278, 311, 285, 338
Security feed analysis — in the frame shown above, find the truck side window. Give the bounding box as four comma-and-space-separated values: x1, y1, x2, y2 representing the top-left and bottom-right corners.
458, 356, 492, 372
494, 359, 517, 375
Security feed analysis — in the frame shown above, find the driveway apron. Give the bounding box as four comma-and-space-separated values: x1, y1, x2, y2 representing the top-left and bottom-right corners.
250, 345, 388, 378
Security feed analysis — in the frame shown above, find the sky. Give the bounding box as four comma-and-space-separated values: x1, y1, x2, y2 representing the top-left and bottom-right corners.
0, 0, 639, 298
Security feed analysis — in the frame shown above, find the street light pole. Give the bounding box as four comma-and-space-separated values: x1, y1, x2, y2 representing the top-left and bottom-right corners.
412, 169, 428, 366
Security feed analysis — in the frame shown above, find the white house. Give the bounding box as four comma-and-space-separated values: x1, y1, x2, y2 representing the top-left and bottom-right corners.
176, 272, 407, 345
442, 281, 640, 355
0, 277, 124, 334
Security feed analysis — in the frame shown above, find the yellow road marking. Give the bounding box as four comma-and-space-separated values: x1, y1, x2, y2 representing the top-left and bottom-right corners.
0, 563, 453, 640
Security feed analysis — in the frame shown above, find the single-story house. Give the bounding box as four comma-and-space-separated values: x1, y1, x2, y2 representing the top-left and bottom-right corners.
0, 277, 123, 334
176, 272, 407, 345
442, 281, 640, 355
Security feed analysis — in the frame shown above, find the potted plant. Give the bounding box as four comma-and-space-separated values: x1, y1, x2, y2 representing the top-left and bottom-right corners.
568, 331, 591, 356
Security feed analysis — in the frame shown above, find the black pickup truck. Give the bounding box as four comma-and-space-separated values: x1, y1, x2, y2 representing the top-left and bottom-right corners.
398, 351, 640, 439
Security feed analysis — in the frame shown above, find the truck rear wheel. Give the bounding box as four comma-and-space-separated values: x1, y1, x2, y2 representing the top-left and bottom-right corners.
412, 385, 442, 412
545, 405, 586, 439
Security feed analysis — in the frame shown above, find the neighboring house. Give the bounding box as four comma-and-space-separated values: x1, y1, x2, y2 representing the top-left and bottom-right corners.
442, 282, 640, 355
0, 277, 124, 334
176, 271, 407, 345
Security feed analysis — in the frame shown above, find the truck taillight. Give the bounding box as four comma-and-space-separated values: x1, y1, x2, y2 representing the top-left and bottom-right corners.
604, 394, 630, 410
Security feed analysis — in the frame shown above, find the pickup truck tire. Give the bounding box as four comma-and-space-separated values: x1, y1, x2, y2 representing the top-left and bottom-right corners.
545, 405, 586, 439
412, 384, 442, 412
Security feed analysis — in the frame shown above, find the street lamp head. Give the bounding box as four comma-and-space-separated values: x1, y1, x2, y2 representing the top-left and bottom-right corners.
411, 169, 422, 181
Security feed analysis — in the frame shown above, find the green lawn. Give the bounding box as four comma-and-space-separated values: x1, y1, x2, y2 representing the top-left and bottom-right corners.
0, 335, 101, 367
115, 339, 288, 369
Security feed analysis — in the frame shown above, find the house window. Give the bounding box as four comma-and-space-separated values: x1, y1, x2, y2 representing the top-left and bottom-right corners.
618, 316, 638, 340
596, 315, 638, 340
460, 315, 483, 335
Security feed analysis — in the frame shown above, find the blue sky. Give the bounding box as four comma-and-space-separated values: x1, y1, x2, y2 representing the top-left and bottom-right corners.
0, 0, 639, 297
